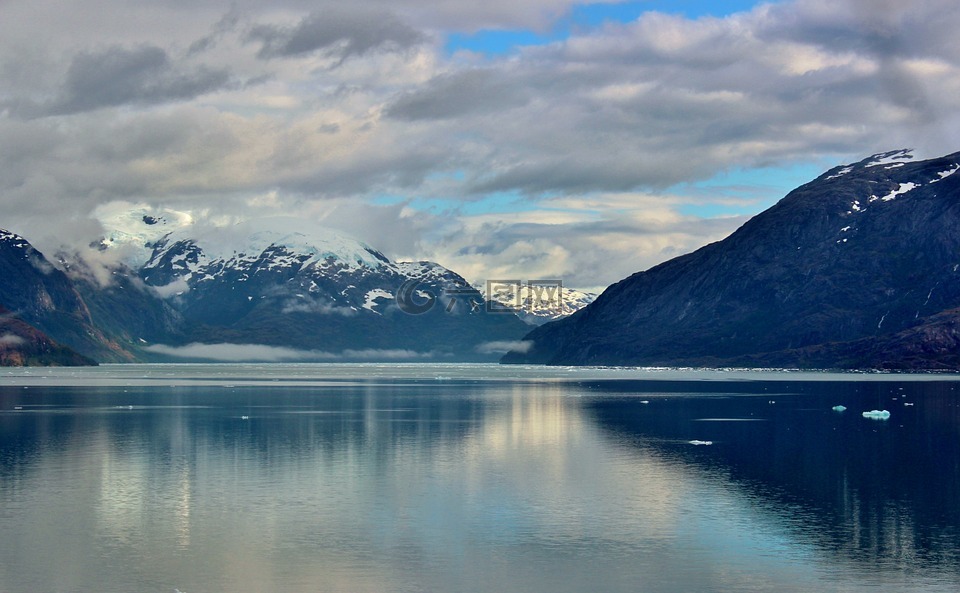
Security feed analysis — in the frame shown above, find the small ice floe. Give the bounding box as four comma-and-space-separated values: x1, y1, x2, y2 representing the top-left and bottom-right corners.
689, 440, 713, 446
862, 410, 891, 420
832, 405, 847, 412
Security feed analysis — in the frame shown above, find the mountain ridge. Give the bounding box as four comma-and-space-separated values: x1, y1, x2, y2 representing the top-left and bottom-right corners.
503, 149, 960, 369
1, 217, 547, 364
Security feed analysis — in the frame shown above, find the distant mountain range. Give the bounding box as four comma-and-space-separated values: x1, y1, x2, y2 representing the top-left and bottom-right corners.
1, 214, 594, 365
482, 282, 596, 325
9, 148, 959, 369
504, 149, 960, 370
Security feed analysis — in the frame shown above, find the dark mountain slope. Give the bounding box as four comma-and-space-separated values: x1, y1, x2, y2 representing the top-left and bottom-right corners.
0, 305, 97, 366
0, 229, 132, 361
503, 150, 960, 368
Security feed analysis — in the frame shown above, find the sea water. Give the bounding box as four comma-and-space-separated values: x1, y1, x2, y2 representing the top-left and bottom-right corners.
1, 363, 959, 592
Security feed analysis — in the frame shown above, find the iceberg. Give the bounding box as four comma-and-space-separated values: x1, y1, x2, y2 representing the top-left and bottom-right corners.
862, 409, 891, 420
832, 405, 847, 412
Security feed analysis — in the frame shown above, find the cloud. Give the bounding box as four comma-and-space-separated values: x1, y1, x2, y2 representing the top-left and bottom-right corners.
143, 342, 436, 361
151, 278, 191, 299
415, 191, 750, 290
387, 69, 531, 120
475, 340, 533, 354
0, 334, 26, 346
247, 8, 425, 63
279, 299, 356, 315
15, 45, 233, 117
1, 0, 959, 291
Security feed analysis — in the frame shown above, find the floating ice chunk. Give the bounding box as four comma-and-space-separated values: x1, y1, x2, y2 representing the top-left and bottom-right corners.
862, 409, 891, 420
689, 440, 713, 446
832, 405, 847, 412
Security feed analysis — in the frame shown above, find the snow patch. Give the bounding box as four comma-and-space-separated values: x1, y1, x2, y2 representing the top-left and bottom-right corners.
825, 166, 853, 180
880, 182, 918, 201
865, 149, 913, 168
0, 229, 30, 250
930, 164, 959, 183
362, 289, 393, 314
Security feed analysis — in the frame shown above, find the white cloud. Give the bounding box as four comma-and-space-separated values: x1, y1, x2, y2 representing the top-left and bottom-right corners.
475, 340, 533, 354
1, 0, 959, 290
0, 334, 26, 346
143, 342, 435, 361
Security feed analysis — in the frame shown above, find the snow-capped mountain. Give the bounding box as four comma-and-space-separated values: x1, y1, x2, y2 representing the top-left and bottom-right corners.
89, 214, 531, 361
506, 149, 960, 369
94, 203, 196, 267
482, 282, 596, 325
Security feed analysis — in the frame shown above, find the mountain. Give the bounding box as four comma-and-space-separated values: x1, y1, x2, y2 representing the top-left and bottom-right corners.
482, 282, 596, 325
503, 149, 960, 369
0, 228, 129, 362
0, 305, 97, 366
94, 215, 531, 361
1, 213, 533, 364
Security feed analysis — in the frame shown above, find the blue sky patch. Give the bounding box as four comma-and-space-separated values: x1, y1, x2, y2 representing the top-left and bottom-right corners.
446, 1, 767, 56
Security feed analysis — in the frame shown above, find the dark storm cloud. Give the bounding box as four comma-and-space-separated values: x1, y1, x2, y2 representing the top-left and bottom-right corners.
247, 8, 425, 63
17, 45, 233, 117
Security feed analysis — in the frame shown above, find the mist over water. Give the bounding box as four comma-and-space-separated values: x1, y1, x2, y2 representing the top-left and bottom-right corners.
1, 364, 959, 593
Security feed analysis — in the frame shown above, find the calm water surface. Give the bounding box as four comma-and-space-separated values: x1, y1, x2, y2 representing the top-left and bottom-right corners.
1, 364, 959, 592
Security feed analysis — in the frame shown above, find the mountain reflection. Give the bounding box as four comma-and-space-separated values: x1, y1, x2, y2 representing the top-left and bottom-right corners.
1, 376, 959, 592
584, 379, 960, 577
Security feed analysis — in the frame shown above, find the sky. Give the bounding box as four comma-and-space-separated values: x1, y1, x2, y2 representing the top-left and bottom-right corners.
1, 0, 959, 292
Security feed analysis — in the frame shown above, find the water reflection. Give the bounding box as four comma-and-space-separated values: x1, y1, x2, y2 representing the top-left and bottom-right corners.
585, 379, 960, 585
0, 375, 958, 592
